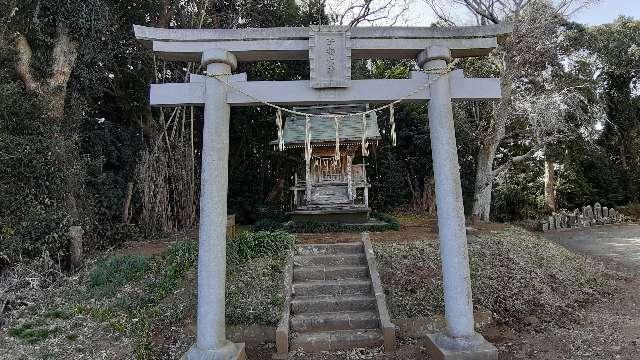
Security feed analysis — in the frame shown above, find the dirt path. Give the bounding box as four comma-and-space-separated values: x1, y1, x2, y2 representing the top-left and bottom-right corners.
497, 261, 640, 359
497, 225, 640, 359
543, 224, 640, 267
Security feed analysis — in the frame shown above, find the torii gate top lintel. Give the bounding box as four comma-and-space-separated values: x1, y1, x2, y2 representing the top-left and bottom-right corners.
136, 24, 512, 107
134, 23, 511, 62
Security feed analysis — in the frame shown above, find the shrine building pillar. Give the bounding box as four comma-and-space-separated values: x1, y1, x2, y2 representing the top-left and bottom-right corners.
418, 45, 497, 359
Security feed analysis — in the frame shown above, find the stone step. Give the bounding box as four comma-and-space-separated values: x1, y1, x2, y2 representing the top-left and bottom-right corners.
290, 311, 380, 332
296, 242, 364, 256
291, 295, 377, 314
293, 280, 372, 297
293, 265, 370, 282
294, 254, 367, 267
290, 329, 384, 353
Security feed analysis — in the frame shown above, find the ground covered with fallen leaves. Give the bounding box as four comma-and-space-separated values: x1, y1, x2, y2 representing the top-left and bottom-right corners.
375, 226, 618, 329
2, 221, 638, 360
0, 232, 288, 360
288, 222, 639, 360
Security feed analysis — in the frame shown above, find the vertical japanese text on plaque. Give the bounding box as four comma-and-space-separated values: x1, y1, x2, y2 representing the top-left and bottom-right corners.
309, 26, 351, 88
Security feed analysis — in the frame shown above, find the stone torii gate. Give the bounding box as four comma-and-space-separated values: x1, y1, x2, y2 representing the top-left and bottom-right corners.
134, 24, 511, 360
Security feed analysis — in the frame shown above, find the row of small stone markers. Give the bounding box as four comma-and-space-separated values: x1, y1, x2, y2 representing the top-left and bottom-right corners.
542, 203, 626, 231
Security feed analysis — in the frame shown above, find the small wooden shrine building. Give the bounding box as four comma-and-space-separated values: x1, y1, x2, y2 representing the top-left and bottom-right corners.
273, 104, 381, 223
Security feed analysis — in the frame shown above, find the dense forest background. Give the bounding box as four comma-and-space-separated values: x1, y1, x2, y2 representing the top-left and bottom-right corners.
1, 0, 639, 265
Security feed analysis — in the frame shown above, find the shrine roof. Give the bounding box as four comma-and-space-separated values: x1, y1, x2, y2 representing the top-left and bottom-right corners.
271, 105, 381, 145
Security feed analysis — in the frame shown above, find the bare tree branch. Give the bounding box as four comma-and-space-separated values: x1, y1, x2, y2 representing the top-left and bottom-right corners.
15, 33, 41, 93
49, 25, 79, 89
492, 146, 538, 178
327, 0, 412, 27
425, 0, 458, 25
15, 23, 79, 119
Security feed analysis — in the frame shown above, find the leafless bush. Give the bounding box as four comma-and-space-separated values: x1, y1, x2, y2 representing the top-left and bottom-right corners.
326, 0, 413, 26
136, 107, 199, 236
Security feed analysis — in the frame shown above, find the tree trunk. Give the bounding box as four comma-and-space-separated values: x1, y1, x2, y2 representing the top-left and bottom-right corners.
470, 51, 512, 222
15, 25, 80, 265
472, 144, 496, 221
69, 226, 84, 269
423, 176, 436, 215
544, 157, 556, 212
122, 182, 134, 224
619, 143, 628, 169
406, 174, 421, 210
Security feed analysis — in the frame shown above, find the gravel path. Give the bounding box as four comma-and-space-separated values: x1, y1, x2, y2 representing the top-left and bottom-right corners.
543, 224, 640, 267
498, 223, 640, 359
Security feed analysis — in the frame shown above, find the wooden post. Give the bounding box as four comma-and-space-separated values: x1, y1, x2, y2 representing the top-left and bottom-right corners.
293, 173, 298, 207
364, 186, 369, 208
347, 155, 353, 201
364, 164, 368, 207
305, 151, 312, 204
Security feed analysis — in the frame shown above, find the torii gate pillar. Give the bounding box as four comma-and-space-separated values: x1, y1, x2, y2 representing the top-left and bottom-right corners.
419, 46, 497, 359
184, 48, 247, 360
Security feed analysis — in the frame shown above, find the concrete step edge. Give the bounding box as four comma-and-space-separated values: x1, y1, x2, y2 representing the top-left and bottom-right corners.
293, 254, 368, 266
290, 295, 378, 314
292, 279, 372, 286
289, 311, 380, 332
292, 265, 371, 281
291, 294, 376, 303
292, 280, 373, 297
291, 310, 380, 321
296, 243, 364, 254
293, 265, 370, 271
290, 329, 384, 352
293, 254, 367, 260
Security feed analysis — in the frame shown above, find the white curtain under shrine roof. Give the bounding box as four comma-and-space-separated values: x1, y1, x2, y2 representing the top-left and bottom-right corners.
271, 104, 381, 146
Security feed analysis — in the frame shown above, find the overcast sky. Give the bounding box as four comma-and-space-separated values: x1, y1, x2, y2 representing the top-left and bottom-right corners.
572, 0, 640, 25
402, 0, 640, 26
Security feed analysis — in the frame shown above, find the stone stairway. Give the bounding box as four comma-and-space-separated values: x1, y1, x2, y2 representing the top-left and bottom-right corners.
288, 242, 384, 353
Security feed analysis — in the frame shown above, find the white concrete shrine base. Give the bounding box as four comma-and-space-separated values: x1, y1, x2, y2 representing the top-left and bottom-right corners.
182, 341, 247, 360
425, 332, 497, 360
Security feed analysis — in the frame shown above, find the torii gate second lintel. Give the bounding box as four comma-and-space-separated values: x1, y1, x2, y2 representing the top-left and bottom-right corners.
149, 70, 502, 107
134, 24, 511, 360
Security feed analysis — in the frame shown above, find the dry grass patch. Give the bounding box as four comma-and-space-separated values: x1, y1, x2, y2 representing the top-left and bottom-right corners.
2, 230, 294, 359
375, 226, 621, 329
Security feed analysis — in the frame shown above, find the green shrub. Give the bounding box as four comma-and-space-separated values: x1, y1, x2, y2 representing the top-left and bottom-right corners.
253, 217, 289, 231
89, 255, 150, 291
8, 318, 61, 345
228, 230, 295, 262
149, 241, 198, 299
619, 203, 640, 221
0, 83, 78, 263
163, 241, 199, 277
279, 212, 400, 233
372, 212, 401, 230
